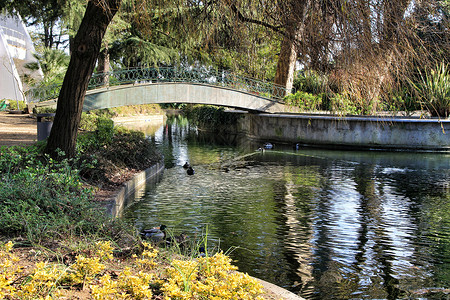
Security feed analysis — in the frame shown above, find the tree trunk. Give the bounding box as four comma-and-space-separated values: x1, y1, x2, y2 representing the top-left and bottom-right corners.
45, 0, 120, 158
273, 36, 297, 95
97, 42, 110, 86
273, 0, 311, 96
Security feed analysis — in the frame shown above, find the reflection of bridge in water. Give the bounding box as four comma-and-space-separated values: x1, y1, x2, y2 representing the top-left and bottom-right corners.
30, 67, 294, 113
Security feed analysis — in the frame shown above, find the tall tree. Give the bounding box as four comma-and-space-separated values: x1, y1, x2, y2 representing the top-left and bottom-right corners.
45, 0, 120, 157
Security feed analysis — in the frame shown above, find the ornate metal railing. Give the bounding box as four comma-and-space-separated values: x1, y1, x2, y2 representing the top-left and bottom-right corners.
27, 66, 290, 102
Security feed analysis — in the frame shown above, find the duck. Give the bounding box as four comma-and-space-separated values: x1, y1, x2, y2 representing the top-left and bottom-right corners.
141, 224, 167, 242
183, 162, 190, 169
198, 246, 206, 257
186, 166, 195, 175
263, 142, 274, 150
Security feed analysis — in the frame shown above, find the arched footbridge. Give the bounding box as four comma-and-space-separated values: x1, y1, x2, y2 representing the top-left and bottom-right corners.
30, 67, 295, 113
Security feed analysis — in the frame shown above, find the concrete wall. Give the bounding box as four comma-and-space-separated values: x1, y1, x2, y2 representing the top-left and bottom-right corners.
106, 162, 165, 217
239, 113, 450, 151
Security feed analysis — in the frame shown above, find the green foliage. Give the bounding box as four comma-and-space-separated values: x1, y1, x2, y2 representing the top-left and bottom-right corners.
79, 105, 163, 132
183, 105, 240, 131
109, 35, 178, 68
33, 106, 57, 114
77, 117, 114, 153
96, 117, 115, 145
0, 120, 162, 243
284, 91, 323, 111
24, 48, 69, 90
329, 93, 362, 115
411, 61, 450, 117
7, 100, 26, 111
79, 112, 98, 131
76, 121, 162, 184
385, 88, 422, 113
293, 70, 329, 95
0, 146, 105, 242
100, 129, 160, 170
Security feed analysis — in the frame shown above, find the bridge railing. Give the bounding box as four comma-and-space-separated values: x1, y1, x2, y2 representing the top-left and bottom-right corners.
28, 66, 291, 102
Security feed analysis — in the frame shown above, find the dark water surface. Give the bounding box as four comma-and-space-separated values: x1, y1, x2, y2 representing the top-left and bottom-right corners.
122, 116, 450, 299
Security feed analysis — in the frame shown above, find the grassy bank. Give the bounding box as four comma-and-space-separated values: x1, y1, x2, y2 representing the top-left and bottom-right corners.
0, 116, 277, 299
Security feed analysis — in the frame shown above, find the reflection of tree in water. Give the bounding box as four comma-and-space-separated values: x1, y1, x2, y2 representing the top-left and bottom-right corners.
270, 166, 320, 295
309, 162, 406, 299
374, 167, 450, 294
352, 163, 402, 299
309, 165, 345, 299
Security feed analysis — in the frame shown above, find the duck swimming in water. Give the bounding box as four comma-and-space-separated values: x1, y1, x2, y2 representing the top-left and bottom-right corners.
141, 224, 167, 242
186, 166, 195, 175
183, 162, 190, 169
263, 142, 274, 149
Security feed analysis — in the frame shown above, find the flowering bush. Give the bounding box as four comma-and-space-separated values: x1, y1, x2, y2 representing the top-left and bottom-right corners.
0, 241, 266, 299
163, 251, 264, 300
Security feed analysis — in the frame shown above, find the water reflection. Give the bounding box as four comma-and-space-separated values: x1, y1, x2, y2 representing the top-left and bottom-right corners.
122, 116, 450, 299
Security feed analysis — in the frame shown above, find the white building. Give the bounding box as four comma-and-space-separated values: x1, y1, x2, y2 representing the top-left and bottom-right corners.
0, 13, 43, 102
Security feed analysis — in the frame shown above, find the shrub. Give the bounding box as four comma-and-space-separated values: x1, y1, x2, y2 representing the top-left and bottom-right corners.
293, 70, 329, 95
183, 105, 240, 131
411, 61, 450, 118
33, 106, 57, 114
77, 124, 162, 185
162, 251, 264, 299
79, 112, 99, 131
329, 93, 363, 115
0, 146, 105, 241
284, 91, 323, 111
0, 241, 265, 299
7, 100, 26, 111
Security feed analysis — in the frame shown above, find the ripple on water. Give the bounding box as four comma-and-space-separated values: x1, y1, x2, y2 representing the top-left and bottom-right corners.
122, 132, 450, 299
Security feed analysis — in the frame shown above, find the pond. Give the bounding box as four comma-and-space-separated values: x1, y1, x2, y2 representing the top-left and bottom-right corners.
122, 116, 450, 299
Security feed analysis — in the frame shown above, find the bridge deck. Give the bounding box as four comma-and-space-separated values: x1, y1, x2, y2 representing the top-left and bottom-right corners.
28, 67, 295, 113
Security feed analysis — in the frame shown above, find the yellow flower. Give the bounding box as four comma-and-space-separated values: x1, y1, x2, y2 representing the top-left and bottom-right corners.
68, 255, 105, 285
95, 241, 114, 261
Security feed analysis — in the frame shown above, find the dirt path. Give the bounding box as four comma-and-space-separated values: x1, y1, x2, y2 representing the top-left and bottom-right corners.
0, 112, 37, 146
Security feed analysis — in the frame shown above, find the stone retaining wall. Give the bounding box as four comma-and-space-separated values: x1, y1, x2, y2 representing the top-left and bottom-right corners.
239, 113, 450, 151
106, 162, 165, 217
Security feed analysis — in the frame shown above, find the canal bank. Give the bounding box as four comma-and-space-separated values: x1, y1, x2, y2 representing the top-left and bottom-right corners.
238, 113, 450, 151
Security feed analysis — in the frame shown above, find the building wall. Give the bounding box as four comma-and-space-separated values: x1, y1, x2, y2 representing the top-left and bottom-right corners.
0, 13, 42, 102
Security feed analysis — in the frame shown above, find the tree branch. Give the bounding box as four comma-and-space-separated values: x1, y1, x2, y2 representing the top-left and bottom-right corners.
229, 4, 283, 34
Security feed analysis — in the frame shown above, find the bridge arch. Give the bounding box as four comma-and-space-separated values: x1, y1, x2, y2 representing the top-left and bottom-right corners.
84, 82, 288, 113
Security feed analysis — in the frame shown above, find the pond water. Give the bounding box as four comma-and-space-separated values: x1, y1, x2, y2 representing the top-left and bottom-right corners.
122, 116, 450, 299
